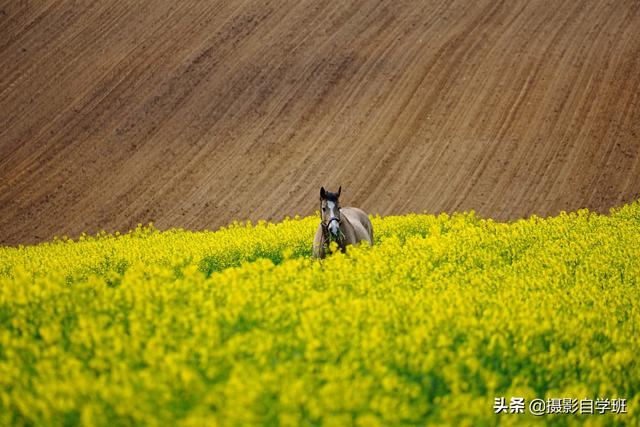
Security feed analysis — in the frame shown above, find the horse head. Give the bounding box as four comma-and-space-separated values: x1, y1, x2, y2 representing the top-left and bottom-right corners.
320, 186, 342, 238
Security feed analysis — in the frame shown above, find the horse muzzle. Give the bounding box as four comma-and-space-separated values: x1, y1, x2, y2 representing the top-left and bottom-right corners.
326, 217, 340, 235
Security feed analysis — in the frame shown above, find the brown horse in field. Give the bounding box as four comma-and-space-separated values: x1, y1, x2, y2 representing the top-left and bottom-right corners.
312, 186, 374, 259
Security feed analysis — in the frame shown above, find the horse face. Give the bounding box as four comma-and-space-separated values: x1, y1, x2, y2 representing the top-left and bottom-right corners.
320, 186, 342, 236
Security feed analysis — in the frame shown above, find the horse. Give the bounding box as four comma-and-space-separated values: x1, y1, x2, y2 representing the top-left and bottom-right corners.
312, 186, 374, 259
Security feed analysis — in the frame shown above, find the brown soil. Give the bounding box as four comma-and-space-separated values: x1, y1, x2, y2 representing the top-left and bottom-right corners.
1, 1, 639, 245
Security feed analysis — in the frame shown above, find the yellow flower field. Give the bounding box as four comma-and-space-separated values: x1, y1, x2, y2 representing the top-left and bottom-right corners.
1, 203, 639, 426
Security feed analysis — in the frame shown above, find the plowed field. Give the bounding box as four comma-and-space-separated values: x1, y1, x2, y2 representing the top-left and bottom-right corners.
1, 1, 639, 245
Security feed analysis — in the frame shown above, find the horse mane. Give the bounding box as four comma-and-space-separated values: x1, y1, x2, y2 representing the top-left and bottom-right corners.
323, 192, 340, 203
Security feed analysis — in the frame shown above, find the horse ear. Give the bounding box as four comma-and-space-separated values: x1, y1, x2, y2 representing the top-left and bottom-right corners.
320, 187, 326, 199
337, 186, 341, 197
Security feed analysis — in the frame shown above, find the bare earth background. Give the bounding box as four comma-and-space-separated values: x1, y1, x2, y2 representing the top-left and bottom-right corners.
1, 1, 639, 245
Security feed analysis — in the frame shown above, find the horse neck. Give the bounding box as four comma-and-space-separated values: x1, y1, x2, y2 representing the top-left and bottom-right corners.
341, 213, 356, 231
